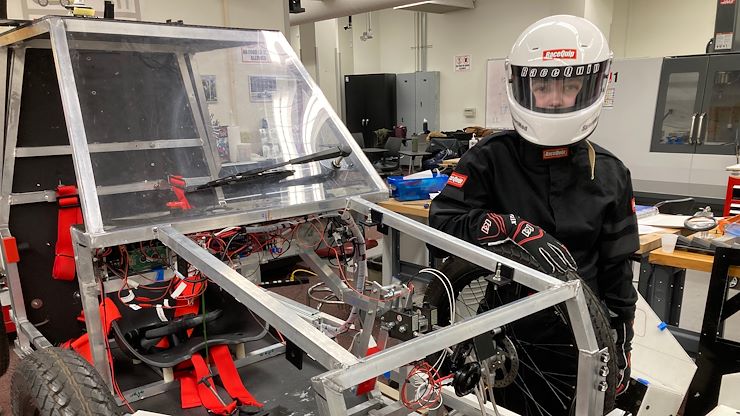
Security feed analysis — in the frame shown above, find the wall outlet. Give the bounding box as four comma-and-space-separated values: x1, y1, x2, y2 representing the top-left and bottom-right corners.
463, 108, 476, 118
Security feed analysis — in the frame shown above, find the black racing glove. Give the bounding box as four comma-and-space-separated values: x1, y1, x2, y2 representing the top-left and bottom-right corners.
612, 318, 634, 395
477, 213, 578, 274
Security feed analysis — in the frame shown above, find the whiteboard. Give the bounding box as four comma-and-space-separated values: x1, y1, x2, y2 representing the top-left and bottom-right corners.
485, 58, 513, 130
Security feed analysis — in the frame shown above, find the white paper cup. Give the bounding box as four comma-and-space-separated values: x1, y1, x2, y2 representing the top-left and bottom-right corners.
661, 234, 678, 253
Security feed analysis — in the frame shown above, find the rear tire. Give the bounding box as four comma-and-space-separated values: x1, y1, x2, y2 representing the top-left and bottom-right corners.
424, 242, 617, 415
0, 316, 9, 377
11, 347, 120, 416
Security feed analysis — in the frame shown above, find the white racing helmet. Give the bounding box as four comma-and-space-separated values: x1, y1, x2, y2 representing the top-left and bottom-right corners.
506, 15, 612, 147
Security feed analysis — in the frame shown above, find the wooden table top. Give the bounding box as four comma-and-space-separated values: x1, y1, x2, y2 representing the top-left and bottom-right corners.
439, 158, 460, 168
377, 198, 431, 218
649, 247, 740, 276
378, 197, 672, 255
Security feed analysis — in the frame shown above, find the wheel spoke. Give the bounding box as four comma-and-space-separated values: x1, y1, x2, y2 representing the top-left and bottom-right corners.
513, 378, 553, 416
518, 358, 575, 398
427, 261, 610, 416
514, 338, 571, 409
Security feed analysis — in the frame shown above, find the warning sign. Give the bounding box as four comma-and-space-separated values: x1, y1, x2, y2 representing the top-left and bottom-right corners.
716, 32, 734, 50
455, 54, 471, 72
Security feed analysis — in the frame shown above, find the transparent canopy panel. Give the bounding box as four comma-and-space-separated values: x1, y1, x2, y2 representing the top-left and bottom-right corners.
55, 19, 385, 232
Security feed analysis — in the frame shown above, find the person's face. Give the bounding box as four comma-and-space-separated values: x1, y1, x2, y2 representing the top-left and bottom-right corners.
531, 77, 584, 109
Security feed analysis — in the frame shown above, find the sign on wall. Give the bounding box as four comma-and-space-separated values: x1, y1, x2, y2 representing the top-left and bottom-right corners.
454, 54, 471, 72
22, 0, 140, 20
485, 58, 513, 129
241, 43, 272, 64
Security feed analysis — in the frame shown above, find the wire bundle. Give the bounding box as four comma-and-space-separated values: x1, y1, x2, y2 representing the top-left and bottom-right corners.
400, 361, 454, 411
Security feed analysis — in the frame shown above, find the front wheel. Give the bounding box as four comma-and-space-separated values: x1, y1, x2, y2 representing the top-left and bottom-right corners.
11, 347, 120, 416
423, 243, 617, 415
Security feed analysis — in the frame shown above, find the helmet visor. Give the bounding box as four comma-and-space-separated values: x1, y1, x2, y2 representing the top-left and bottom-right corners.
510, 61, 610, 114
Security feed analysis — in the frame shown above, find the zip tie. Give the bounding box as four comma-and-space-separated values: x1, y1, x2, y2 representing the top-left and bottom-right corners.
156, 304, 168, 322
119, 290, 135, 304
171, 281, 188, 299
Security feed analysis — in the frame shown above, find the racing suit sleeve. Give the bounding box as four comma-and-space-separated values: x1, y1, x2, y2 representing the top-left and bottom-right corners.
596, 166, 639, 323
597, 163, 639, 390
429, 150, 496, 244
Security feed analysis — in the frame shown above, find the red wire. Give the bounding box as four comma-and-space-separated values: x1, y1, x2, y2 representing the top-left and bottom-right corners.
98, 279, 135, 413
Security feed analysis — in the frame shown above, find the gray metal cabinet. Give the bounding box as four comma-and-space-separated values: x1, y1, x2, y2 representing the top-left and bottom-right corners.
651, 54, 740, 156
396, 73, 417, 134
396, 71, 439, 135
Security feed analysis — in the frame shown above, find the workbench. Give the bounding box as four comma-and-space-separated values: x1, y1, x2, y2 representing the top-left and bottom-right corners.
378, 198, 672, 254
639, 242, 740, 355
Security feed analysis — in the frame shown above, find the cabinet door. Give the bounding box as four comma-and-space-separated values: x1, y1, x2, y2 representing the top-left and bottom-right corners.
344, 75, 366, 133
364, 74, 396, 132
416, 71, 440, 134
396, 73, 417, 134
696, 54, 740, 155
650, 56, 709, 154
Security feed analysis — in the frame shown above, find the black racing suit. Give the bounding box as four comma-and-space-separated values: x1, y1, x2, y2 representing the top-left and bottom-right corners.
429, 131, 638, 377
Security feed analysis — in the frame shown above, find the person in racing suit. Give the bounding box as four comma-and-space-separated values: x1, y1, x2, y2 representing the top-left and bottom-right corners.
429, 15, 637, 394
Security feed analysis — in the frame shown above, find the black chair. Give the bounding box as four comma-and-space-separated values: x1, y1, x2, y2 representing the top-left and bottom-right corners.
374, 137, 404, 176
351, 132, 365, 149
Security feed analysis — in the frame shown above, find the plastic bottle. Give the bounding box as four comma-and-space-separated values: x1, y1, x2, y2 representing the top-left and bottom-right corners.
259, 118, 272, 158
422, 118, 429, 134
468, 133, 478, 149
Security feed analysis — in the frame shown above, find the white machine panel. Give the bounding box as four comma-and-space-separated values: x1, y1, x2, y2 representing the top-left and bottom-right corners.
591, 57, 731, 199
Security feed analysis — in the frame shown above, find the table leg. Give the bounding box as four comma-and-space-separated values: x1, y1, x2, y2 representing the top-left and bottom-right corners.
641, 263, 685, 326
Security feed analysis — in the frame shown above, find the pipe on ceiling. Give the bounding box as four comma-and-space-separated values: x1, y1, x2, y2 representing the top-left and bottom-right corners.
289, 0, 422, 26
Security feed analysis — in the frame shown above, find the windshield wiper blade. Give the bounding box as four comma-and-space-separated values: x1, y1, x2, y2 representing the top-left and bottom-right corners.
186, 169, 295, 192
188, 145, 352, 193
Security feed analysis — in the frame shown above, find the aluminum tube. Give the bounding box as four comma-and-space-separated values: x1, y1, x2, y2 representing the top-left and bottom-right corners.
327, 282, 577, 389
156, 225, 359, 370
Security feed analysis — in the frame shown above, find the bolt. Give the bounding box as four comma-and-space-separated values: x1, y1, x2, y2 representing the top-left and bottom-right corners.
599, 366, 609, 377
600, 352, 610, 363
398, 325, 407, 333
597, 381, 608, 392
30, 298, 43, 309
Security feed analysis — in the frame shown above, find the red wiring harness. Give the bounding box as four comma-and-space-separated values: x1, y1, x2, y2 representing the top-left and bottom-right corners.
400, 362, 454, 411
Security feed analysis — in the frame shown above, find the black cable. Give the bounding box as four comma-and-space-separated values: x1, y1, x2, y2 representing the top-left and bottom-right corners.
221, 229, 242, 261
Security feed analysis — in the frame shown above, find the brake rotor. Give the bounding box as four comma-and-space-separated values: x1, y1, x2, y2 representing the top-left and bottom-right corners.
487, 335, 519, 388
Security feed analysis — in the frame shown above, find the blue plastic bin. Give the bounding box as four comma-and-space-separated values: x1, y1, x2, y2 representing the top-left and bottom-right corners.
387, 174, 449, 201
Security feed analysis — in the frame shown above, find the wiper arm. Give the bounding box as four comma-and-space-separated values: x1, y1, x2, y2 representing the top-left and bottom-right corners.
188, 145, 352, 193
187, 169, 295, 192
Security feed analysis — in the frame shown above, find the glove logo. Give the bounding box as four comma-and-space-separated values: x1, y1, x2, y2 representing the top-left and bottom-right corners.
481, 218, 492, 235
521, 223, 535, 238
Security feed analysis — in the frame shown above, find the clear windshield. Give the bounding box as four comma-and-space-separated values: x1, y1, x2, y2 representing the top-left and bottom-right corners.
62, 22, 385, 231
